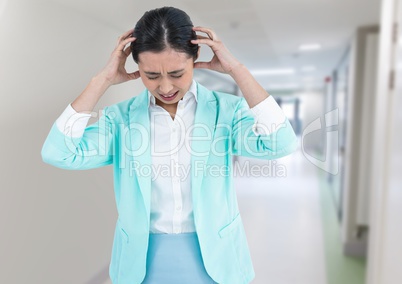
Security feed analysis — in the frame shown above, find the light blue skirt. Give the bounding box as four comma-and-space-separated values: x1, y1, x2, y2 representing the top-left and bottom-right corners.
142, 232, 217, 284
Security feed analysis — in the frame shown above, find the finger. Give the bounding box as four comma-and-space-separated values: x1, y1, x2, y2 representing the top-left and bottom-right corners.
191, 38, 216, 47
123, 45, 132, 57
116, 29, 135, 48
196, 35, 211, 40
193, 26, 218, 41
116, 37, 136, 52
118, 28, 135, 42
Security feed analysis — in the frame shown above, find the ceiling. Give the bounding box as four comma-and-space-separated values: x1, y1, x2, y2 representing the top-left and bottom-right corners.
49, 0, 381, 92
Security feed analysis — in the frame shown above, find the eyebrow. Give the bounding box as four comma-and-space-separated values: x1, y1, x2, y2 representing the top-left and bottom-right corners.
144, 69, 185, 75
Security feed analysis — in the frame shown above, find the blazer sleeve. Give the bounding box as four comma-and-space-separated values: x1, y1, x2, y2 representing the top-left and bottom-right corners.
231, 98, 298, 159
41, 107, 114, 170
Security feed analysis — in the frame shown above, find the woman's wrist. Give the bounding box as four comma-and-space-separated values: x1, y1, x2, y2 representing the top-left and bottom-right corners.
229, 64, 269, 108
228, 63, 248, 81
92, 73, 113, 91
71, 76, 110, 113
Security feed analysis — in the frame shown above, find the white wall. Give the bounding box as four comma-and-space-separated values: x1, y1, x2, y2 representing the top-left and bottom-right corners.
340, 25, 379, 258
366, 0, 402, 283
0, 0, 145, 283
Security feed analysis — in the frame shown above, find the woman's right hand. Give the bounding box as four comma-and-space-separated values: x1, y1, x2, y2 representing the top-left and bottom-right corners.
97, 29, 140, 86
71, 29, 140, 113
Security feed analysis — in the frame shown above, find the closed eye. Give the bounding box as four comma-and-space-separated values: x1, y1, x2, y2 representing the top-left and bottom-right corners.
146, 74, 183, 80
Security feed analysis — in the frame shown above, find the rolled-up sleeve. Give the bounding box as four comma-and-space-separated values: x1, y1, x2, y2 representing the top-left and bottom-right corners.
55, 104, 92, 138
232, 96, 298, 159
250, 96, 287, 136
41, 105, 113, 170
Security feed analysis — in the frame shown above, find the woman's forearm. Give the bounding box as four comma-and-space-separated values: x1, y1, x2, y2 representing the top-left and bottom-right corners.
71, 75, 111, 113
229, 64, 269, 108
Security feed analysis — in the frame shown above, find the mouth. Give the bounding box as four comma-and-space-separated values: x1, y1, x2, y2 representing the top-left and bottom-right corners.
159, 91, 179, 101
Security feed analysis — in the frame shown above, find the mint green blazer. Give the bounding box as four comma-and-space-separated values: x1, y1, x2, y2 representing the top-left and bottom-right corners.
42, 82, 297, 284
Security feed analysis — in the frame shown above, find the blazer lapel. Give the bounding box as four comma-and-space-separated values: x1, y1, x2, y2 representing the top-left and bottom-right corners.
191, 83, 217, 204
128, 90, 152, 218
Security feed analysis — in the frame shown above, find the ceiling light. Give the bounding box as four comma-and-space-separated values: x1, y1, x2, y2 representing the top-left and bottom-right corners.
251, 68, 295, 76
299, 44, 321, 51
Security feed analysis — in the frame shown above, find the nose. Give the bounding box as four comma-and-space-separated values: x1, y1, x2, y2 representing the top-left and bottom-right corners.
159, 77, 173, 94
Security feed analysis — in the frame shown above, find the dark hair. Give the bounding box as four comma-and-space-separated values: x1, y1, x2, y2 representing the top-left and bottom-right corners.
131, 7, 198, 63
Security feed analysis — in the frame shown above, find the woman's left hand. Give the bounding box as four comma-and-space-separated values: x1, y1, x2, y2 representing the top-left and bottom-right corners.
191, 26, 242, 75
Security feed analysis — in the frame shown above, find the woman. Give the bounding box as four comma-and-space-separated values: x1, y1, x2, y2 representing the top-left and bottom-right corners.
42, 6, 297, 284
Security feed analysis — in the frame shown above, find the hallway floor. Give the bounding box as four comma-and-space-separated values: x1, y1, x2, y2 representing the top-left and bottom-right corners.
235, 150, 328, 284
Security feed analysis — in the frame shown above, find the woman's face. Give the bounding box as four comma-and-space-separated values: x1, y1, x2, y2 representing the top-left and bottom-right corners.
138, 48, 195, 108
